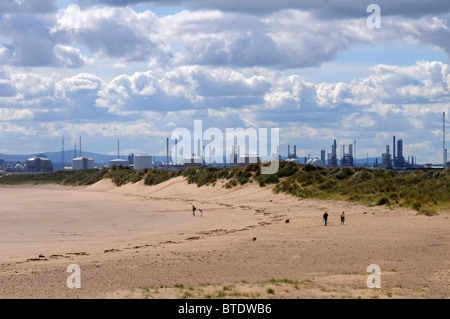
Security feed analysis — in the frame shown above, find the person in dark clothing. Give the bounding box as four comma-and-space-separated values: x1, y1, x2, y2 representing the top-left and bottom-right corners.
340, 211, 345, 225
192, 205, 196, 217
323, 212, 328, 226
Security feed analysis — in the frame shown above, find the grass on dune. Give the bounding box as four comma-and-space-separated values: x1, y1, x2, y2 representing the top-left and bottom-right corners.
1, 161, 449, 214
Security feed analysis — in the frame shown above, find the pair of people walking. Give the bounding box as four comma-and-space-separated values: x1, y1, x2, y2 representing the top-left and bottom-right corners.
192, 205, 203, 217
323, 211, 345, 226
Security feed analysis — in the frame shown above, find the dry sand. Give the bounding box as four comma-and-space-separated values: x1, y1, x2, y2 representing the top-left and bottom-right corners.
0, 177, 449, 299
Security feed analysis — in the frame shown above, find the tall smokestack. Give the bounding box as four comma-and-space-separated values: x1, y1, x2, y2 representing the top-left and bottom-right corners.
79, 136, 82, 157
166, 138, 169, 168
393, 136, 396, 167
444, 112, 446, 168
117, 139, 120, 159
175, 138, 178, 165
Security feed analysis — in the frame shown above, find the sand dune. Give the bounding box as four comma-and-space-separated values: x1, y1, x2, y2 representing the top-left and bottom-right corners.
0, 177, 449, 299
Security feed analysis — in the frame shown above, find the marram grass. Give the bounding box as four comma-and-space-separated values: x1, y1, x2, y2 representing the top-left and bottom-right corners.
1, 161, 449, 214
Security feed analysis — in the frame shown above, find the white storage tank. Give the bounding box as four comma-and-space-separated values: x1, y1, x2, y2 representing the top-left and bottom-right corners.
306, 157, 324, 167
25, 156, 53, 172
72, 157, 95, 170
134, 153, 153, 170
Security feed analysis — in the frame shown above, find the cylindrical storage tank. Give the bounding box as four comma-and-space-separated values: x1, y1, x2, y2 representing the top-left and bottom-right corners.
108, 158, 129, 168
309, 157, 324, 167
25, 156, 53, 172
72, 157, 95, 170
286, 158, 300, 164
134, 154, 153, 170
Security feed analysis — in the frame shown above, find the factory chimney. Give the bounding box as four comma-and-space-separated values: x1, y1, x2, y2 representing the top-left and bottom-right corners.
166, 138, 169, 169
175, 138, 178, 165
393, 136, 396, 167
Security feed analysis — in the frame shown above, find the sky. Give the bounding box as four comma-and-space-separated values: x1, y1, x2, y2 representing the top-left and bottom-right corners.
1, 0, 450, 164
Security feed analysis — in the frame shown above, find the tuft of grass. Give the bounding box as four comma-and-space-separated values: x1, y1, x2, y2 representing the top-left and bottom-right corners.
180, 292, 193, 299
416, 209, 438, 216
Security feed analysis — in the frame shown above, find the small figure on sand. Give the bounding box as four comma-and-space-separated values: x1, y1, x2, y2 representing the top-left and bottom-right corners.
323, 211, 328, 226
340, 211, 345, 225
199, 209, 203, 217
192, 205, 196, 217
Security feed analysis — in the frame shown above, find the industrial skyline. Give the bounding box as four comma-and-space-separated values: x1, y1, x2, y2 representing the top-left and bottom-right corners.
1, 128, 447, 173
0, 1, 450, 164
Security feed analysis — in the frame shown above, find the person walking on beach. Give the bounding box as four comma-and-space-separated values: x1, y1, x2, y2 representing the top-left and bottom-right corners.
199, 209, 203, 217
340, 211, 345, 225
323, 211, 328, 226
192, 205, 196, 217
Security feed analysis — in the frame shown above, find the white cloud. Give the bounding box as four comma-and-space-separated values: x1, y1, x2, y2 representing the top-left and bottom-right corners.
0, 108, 35, 121
53, 44, 91, 68
0, 122, 36, 136
50, 4, 173, 64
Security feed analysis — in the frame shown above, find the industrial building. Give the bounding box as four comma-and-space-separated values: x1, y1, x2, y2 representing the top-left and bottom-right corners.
340, 144, 354, 167
227, 144, 261, 166
327, 139, 338, 167
287, 145, 297, 160
381, 144, 392, 169
284, 144, 300, 163
378, 136, 415, 169
237, 154, 261, 164
72, 157, 95, 170
134, 153, 153, 170
184, 156, 202, 167
24, 154, 53, 173
107, 139, 129, 168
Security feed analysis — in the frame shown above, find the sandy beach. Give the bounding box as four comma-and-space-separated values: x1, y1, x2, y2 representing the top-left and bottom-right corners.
0, 177, 449, 299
